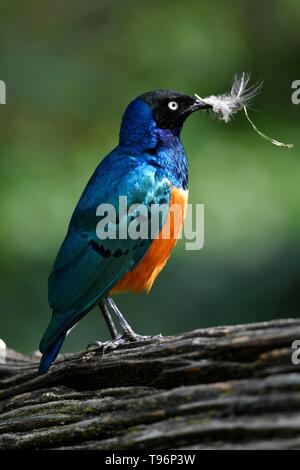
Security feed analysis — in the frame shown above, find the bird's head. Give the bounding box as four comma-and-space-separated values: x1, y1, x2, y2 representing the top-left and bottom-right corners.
119, 89, 212, 147
141, 90, 212, 130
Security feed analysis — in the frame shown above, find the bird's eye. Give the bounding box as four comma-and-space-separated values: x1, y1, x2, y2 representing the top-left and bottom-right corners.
168, 101, 179, 111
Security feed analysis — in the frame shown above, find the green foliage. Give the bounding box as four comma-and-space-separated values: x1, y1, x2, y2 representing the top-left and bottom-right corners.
0, 0, 299, 353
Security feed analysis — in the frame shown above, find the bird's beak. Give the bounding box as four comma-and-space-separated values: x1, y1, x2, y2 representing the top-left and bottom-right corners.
188, 96, 212, 113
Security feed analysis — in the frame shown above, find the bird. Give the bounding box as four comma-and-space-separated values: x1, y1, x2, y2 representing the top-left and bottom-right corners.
38, 90, 211, 374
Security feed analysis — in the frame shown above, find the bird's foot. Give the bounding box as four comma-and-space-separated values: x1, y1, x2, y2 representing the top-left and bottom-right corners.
85, 338, 123, 353
86, 340, 105, 351
123, 332, 163, 344
86, 333, 162, 354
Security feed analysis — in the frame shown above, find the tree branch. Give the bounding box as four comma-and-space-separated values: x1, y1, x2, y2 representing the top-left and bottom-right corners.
1, 318, 300, 449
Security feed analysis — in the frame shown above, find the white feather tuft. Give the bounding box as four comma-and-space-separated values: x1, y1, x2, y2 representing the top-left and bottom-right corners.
196, 73, 263, 123
195, 73, 293, 149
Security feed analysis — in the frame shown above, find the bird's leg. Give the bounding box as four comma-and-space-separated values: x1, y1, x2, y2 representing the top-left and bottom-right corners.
86, 299, 119, 350
99, 299, 119, 340
106, 295, 161, 343
106, 295, 137, 339
86, 295, 161, 352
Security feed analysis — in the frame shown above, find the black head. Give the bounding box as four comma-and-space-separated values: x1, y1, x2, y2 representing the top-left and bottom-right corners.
140, 89, 211, 130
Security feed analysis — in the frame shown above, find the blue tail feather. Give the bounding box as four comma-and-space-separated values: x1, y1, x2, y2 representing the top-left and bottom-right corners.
38, 334, 66, 375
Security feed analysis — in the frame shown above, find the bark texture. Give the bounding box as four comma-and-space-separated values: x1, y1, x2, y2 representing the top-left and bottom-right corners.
1, 318, 300, 449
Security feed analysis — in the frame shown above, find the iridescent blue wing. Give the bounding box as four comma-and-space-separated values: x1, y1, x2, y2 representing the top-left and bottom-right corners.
40, 152, 170, 352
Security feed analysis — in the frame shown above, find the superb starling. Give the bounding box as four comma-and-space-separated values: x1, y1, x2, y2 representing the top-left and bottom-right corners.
38, 90, 211, 374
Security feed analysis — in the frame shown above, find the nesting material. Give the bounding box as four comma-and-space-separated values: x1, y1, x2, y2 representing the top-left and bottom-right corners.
196, 73, 294, 149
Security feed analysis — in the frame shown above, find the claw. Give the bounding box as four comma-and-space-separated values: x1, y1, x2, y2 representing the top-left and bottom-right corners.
86, 341, 104, 351
102, 336, 126, 353
86, 333, 163, 355
124, 333, 162, 343
85, 336, 128, 354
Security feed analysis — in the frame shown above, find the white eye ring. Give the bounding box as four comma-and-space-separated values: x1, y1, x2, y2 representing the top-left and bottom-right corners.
168, 101, 179, 111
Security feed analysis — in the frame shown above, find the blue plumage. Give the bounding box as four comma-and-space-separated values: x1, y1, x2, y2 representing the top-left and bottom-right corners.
39, 91, 210, 373
38, 333, 65, 375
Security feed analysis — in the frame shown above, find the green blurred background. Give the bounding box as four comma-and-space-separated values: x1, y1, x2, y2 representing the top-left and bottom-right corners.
0, 0, 299, 354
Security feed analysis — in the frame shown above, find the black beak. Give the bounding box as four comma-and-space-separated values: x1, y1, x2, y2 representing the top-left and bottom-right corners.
189, 97, 212, 112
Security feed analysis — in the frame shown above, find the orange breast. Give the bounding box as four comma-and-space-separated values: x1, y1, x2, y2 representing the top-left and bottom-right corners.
111, 186, 188, 294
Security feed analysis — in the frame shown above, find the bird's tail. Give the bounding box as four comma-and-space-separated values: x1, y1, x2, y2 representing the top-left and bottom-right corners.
38, 333, 66, 375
